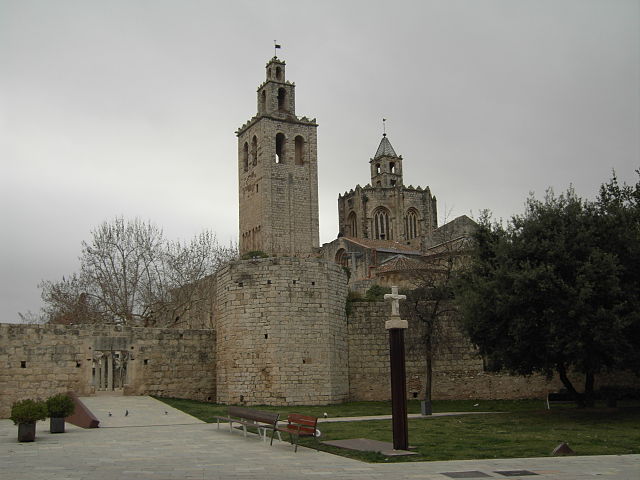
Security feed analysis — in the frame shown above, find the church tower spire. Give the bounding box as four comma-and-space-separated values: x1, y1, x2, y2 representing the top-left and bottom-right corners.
370, 134, 403, 188
236, 57, 319, 256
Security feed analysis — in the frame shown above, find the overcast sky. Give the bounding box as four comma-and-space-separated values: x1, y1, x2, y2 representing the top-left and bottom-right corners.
1, 0, 638, 322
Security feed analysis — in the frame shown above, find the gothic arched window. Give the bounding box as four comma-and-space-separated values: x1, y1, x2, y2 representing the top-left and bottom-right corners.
295, 136, 305, 165
260, 90, 266, 112
251, 136, 258, 166
348, 212, 357, 237
243, 142, 249, 172
373, 207, 391, 240
405, 209, 419, 240
275, 133, 285, 163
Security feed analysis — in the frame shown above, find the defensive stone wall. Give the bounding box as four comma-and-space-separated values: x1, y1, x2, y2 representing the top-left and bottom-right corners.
215, 257, 348, 405
0, 323, 216, 418
347, 301, 638, 401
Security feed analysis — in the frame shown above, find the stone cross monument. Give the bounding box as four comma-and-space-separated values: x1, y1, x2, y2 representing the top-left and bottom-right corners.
384, 286, 409, 450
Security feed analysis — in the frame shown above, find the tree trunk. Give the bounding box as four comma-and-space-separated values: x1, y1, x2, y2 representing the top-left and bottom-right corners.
557, 363, 583, 407
422, 336, 433, 415
584, 371, 595, 407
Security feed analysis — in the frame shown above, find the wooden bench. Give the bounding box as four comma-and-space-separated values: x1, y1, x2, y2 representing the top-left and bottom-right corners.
214, 406, 280, 442
273, 413, 319, 452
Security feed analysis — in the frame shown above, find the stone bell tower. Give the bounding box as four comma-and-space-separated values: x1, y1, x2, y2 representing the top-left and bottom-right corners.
236, 57, 320, 256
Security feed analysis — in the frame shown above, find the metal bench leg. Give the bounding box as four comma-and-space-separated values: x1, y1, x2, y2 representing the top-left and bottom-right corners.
269, 429, 282, 446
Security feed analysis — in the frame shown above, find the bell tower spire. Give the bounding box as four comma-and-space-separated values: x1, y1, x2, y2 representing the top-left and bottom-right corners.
370, 134, 404, 188
237, 57, 319, 256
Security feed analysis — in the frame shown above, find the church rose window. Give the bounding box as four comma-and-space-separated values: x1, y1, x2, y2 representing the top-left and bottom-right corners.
373, 207, 391, 240
295, 136, 305, 165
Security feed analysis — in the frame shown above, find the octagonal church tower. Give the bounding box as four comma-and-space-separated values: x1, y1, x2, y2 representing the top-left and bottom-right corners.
215, 57, 348, 406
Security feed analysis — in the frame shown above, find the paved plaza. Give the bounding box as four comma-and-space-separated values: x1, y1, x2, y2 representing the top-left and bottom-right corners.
1, 397, 638, 480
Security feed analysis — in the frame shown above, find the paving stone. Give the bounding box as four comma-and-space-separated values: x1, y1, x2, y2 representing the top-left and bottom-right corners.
441, 472, 492, 479
0, 397, 638, 480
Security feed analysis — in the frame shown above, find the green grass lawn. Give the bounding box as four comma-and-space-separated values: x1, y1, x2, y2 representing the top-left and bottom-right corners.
155, 397, 640, 462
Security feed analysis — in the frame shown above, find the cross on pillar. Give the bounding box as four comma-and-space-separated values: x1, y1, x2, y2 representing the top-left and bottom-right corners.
384, 286, 406, 317
383, 285, 409, 451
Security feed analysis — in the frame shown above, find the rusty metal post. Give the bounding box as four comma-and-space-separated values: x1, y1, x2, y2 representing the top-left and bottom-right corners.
388, 327, 408, 450
384, 286, 409, 451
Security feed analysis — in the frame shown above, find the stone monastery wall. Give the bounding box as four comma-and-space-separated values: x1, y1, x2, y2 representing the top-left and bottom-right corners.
0, 323, 216, 418
348, 301, 579, 401
3, 297, 637, 417
214, 257, 349, 405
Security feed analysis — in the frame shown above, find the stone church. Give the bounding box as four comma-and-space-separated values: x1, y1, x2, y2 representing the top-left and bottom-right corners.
2, 56, 632, 418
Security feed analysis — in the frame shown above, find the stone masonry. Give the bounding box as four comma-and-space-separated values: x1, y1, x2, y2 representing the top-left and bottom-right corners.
347, 301, 637, 401
338, 135, 438, 249
0, 323, 215, 417
237, 57, 319, 256
214, 257, 348, 405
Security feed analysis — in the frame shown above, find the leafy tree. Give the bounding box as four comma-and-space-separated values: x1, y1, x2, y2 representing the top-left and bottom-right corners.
39, 217, 237, 327
456, 174, 640, 406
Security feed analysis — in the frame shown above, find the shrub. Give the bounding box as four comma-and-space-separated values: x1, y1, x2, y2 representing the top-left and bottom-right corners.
46, 394, 75, 418
365, 284, 391, 301
241, 250, 269, 260
10, 399, 48, 425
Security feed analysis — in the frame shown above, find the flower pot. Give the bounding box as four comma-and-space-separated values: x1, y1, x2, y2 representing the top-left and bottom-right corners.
17, 422, 36, 442
50, 417, 65, 433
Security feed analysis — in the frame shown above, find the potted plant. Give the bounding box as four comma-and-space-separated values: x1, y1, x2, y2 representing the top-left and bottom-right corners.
46, 394, 75, 433
10, 399, 48, 442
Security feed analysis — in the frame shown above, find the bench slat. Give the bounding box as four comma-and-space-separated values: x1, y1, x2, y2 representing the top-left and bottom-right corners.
274, 413, 319, 452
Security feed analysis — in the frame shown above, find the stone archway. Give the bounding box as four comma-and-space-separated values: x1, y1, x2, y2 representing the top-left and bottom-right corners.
92, 350, 129, 392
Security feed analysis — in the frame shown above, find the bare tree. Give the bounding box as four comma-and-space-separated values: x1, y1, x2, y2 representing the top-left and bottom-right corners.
17, 310, 47, 324
145, 231, 237, 328
39, 218, 237, 326
403, 217, 475, 414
